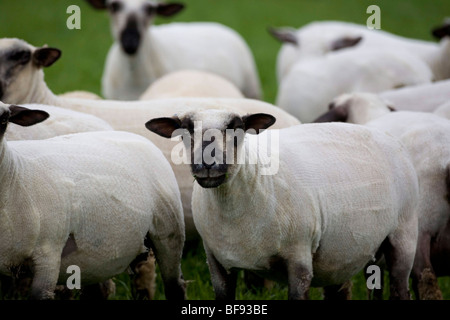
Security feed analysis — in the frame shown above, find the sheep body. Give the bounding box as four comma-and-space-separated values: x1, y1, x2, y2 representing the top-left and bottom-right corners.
434, 100, 450, 119
139, 70, 244, 100
379, 79, 450, 112
103, 22, 261, 100
6, 104, 113, 141
315, 92, 450, 299
272, 21, 441, 82
276, 48, 433, 123
186, 113, 419, 298
0, 115, 185, 299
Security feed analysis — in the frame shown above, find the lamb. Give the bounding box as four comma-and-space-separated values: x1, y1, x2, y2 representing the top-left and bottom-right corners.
146, 109, 419, 300
315, 92, 450, 299
86, 0, 262, 100
270, 20, 449, 83
0, 38, 300, 242
276, 48, 433, 123
139, 70, 244, 100
0, 102, 185, 300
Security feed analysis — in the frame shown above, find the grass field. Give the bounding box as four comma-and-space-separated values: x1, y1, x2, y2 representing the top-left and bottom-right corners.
1, 0, 450, 300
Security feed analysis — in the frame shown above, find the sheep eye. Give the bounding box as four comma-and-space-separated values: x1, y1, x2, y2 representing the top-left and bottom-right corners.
109, 1, 122, 13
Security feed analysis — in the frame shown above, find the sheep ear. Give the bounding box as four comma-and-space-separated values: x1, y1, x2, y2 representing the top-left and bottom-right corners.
9, 105, 49, 127
156, 3, 185, 17
33, 47, 61, 68
85, 0, 107, 9
432, 23, 450, 39
145, 117, 182, 138
330, 36, 363, 51
242, 113, 276, 134
313, 105, 348, 123
268, 27, 298, 46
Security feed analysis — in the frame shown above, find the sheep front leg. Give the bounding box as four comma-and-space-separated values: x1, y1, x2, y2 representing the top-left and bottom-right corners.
30, 250, 61, 300
204, 245, 237, 300
287, 260, 313, 300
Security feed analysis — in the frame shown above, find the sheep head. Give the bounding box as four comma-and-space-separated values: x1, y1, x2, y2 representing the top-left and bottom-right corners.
145, 109, 275, 188
0, 38, 60, 104
86, 0, 184, 55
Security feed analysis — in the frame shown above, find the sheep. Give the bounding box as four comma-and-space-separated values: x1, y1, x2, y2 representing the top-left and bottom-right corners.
146, 109, 419, 300
0, 102, 185, 300
85, 0, 262, 100
379, 79, 450, 112
5, 104, 113, 141
0, 38, 300, 242
58, 91, 102, 100
315, 92, 450, 299
270, 20, 449, 83
276, 48, 433, 123
433, 100, 450, 119
139, 70, 245, 100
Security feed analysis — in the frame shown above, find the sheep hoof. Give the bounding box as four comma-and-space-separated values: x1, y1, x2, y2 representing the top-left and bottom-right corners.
418, 268, 443, 300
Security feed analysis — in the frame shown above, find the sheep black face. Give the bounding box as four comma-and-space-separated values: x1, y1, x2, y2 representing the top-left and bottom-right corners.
0, 103, 49, 137
145, 110, 275, 188
0, 38, 61, 103
86, 0, 184, 55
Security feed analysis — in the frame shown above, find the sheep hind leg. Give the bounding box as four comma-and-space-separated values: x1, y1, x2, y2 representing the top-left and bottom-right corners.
382, 231, 417, 300
146, 232, 186, 300
411, 233, 442, 300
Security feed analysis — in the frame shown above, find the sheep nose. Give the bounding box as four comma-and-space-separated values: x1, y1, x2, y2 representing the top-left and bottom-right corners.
203, 162, 215, 170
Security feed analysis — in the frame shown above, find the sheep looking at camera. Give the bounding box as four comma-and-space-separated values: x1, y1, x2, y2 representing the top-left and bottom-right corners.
146, 109, 419, 300
86, 0, 262, 100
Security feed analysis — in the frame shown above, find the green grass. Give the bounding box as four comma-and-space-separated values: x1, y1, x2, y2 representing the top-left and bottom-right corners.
1, 0, 450, 300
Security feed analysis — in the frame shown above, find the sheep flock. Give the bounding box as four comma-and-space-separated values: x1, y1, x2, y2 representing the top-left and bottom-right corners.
1, 0, 450, 302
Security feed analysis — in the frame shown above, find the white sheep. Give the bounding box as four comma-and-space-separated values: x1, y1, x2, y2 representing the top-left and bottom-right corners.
433, 100, 450, 119
377, 79, 450, 113
315, 92, 450, 299
0, 38, 300, 242
139, 70, 244, 100
86, 0, 262, 100
58, 91, 102, 100
5, 104, 112, 141
146, 109, 419, 300
270, 20, 449, 83
276, 48, 433, 123
0, 102, 185, 300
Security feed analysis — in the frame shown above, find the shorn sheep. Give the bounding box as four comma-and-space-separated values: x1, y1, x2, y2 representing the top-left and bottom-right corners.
146, 109, 419, 300
139, 70, 245, 100
275, 48, 433, 123
270, 20, 450, 83
315, 92, 450, 299
86, 0, 262, 100
0, 38, 300, 242
0, 102, 185, 300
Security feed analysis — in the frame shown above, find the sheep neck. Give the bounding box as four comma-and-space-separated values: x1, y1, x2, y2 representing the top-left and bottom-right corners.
20, 70, 60, 106
429, 38, 450, 81
204, 140, 277, 220
120, 30, 164, 86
